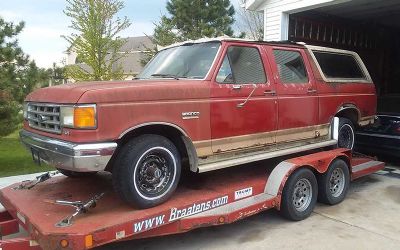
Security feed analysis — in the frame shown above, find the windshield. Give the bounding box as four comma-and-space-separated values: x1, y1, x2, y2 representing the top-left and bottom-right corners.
138, 42, 221, 79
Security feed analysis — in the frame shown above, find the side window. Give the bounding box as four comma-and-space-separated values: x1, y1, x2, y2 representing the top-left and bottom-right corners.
273, 49, 308, 83
216, 46, 266, 84
216, 55, 233, 83
312, 51, 365, 79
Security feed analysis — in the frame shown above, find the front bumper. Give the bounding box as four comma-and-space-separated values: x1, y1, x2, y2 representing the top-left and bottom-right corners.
19, 130, 117, 172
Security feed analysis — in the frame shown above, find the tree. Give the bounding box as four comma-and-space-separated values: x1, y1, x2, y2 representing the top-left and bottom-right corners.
0, 17, 53, 136
0, 17, 29, 136
139, 16, 180, 67
165, 0, 235, 40
235, 3, 264, 41
0, 18, 29, 93
63, 0, 131, 81
153, 16, 181, 46
140, 0, 237, 66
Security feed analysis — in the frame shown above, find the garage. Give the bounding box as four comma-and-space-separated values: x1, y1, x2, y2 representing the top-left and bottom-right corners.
244, 0, 400, 113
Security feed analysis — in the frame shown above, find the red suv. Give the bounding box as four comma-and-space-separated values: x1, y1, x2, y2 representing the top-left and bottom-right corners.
20, 38, 376, 208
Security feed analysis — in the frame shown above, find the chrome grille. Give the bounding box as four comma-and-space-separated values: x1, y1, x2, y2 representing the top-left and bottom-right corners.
27, 103, 61, 134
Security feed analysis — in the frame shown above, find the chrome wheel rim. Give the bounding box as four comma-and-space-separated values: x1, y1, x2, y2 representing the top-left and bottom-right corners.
292, 178, 312, 212
134, 147, 175, 199
338, 124, 354, 149
329, 168, 345, 198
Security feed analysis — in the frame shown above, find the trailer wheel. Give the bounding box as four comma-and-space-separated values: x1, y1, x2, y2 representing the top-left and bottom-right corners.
57, 169, 98, 178
112, 134, 181, 208
280, 168, 317, 221
318, 159, 350, 205
337, 118, 355, 149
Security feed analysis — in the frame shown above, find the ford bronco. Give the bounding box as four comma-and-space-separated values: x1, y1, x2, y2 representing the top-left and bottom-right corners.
20, 38, 376, 208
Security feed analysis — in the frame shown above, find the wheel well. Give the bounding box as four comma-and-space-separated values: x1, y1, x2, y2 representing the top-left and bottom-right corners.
335, 107, 359, 126
300, 165, 318, 176
299, 155, 350, 177
313, 156, 351, 178
334, 155, 351, 173
105, 125, 191, 172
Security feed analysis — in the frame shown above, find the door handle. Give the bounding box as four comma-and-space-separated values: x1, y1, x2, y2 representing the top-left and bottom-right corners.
307, 89, 317, 94
264, 90, 276, 96
232, 85, 242, 90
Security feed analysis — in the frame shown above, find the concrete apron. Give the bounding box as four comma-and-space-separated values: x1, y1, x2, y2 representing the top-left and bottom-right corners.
97, 171, 400, 250
0, 170, 399, 249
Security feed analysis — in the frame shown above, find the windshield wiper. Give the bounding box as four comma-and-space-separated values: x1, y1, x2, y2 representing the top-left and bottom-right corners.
151, 73, 186, 80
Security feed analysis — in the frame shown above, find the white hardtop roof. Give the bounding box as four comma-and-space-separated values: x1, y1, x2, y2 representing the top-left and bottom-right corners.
305, 44, 360, 55
159, 37, 361, 55
159, 36, 260, 51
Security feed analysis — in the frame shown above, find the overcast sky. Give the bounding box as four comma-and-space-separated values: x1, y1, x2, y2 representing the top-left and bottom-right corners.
0, 0, 171, 68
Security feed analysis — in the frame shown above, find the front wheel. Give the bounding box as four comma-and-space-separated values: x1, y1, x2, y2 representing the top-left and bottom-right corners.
112, 134, 181, 208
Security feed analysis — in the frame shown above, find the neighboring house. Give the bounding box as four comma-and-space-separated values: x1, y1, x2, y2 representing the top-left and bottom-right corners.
65, 36, 155, 80
243, 0, 400, 111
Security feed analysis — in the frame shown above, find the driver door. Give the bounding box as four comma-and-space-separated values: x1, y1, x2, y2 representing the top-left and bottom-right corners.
210, 43, 277, 153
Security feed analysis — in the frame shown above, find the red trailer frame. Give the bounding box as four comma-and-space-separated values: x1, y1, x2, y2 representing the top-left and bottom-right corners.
0, 148, 384, 250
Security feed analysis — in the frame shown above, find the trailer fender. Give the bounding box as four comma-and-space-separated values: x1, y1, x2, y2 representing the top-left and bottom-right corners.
265, 161, 316, 210
264, 161, 296, 197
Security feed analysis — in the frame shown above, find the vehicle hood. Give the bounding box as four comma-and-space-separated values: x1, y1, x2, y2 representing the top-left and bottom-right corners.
25, 80, 209, 104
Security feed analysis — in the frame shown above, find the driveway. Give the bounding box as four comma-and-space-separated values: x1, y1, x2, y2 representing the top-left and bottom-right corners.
0, 166, 398, 250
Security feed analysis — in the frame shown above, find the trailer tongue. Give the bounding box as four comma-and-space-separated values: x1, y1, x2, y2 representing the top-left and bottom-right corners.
0, 149, 384, 250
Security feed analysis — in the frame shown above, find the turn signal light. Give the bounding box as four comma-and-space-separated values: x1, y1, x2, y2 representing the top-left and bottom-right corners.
85, 234, 93, 248
60, 239, 69, 248
74, 106, 96, 128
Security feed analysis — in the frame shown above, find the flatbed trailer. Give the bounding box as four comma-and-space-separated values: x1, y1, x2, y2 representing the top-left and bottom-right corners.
0, 148, 384, 250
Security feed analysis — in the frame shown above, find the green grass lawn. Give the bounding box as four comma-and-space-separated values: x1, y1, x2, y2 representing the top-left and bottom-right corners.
0, 130, 53, 177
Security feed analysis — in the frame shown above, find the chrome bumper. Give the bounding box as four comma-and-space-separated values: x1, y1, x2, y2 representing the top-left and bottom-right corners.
19, 130, 117, 172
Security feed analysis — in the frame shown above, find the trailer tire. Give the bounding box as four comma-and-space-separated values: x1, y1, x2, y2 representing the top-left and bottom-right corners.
57, 169, 98, 178
280, 168, 317, 221
318, 159, 350, 205
337, 118, 355, 149
113, 134, 181, 208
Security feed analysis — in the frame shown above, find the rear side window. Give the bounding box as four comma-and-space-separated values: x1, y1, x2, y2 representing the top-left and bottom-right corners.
216, 46, 266, 84
273, 50, 308, 83
313, 51, 365, 80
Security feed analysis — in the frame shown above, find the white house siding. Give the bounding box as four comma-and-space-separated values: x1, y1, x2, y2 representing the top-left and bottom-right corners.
246, 0, 350, 41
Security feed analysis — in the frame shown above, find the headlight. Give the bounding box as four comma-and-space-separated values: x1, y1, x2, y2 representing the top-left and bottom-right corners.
23, 102, 28, 119
60, 104, 97, 129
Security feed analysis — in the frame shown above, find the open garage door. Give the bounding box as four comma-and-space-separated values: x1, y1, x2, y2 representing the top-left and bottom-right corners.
287, 0, 400, 113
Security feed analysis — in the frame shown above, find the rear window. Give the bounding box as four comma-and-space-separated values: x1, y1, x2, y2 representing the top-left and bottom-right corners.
313, 51, 365, 80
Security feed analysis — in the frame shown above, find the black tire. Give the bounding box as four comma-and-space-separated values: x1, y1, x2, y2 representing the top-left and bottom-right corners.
337, 118, 355, 149
280, 168, 318, 221
57, 169, 98, 178
112, 134, 181, 208
318, 158, 350, 205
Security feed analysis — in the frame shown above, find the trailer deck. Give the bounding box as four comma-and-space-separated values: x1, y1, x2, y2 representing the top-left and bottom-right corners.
0, 149, 384, 250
